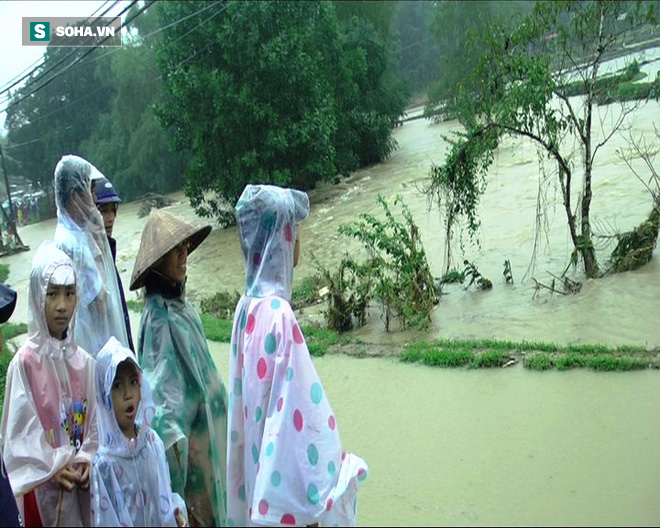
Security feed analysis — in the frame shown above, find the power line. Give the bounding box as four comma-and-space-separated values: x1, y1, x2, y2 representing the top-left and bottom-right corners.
0, 1, 229, 116
34, 0, 227, 80
0, 0, 124, 95
0, 1, 130, 110
2, 1, 230, 136
3, 85, 113, 141
1, 1, 228, 114
0, 0, 147, 116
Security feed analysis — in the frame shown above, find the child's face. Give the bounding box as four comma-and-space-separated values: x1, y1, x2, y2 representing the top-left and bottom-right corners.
97, 202, 118, 237
45, 283, 76, 339
111, 360, 141, 439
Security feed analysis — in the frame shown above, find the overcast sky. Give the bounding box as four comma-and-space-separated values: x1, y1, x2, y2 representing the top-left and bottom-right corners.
0, 0, 133, 132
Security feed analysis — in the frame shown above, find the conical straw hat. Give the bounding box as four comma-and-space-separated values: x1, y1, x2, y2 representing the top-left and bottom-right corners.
129, 209, 211, 291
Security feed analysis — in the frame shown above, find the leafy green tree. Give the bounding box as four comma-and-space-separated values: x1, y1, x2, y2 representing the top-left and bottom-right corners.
154, 1, 344, 223
5, 46, 114, 190
333, 10, 408, 173
334, 0, 396, 39
339, 194, 438, 332
427, 0, 657, 279
81, 12, 187, 201
154, 1, 407, 224
391, 1, 442, 97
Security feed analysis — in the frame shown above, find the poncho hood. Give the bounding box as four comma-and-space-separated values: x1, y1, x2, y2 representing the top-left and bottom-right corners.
27, 240, 78, 358
235, 184, 309, 300
54, 154, 107, 238
95, 337, 154, 458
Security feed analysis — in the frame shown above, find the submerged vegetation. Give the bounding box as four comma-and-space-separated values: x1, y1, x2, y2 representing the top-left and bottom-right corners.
193, 310, 660, 372
605, 128, 660, 273
400, 338, 657, 371
426, 0, 659, 282
193, 278, 659, 372
335, 195, 439, 331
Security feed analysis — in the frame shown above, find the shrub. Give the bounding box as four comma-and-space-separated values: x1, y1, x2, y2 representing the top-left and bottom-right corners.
338, 195, 438, 331
315, 254, 372, 332
199, 290, 242, 320
291, 274, 327, 310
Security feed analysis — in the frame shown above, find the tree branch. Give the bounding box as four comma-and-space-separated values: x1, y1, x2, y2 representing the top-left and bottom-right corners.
552, 88, 587, 144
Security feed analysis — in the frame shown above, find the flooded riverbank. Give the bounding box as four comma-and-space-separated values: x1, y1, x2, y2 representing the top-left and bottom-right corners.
206, 341, 660, 527
1, 47, 659, 526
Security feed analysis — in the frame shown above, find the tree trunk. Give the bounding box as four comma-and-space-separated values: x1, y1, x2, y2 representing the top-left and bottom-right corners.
577, 4, 604, 280
581, 244, 599, 278
581, 161, 599, 278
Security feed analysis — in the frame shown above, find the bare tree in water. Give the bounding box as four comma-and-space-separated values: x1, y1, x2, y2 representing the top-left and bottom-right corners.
426, 0, 658, 279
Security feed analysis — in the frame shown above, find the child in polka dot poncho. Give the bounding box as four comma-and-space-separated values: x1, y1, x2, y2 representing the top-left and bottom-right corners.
228, 184, 368, 527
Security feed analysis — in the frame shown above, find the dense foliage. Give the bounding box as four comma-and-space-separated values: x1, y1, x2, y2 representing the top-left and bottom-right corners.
153, 1, 407, 224
5, 46, 114, 192
3, 1, 409, 221
338, 195, 438, 332
424, 0, 536, 119
3, 4, 185, 202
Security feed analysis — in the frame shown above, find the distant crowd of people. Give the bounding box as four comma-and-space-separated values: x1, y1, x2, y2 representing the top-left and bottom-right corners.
3, 195, 42, 228
0, 193, 49, 252
0, 154, 368, 527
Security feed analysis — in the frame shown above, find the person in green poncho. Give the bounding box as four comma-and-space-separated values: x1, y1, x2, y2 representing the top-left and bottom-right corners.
129, 209, 228, 527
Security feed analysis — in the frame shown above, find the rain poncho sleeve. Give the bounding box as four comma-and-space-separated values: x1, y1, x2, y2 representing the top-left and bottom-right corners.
0, 240, 98, 527
52, 155, 129, 358
137, 291, 228, 527
228, 184, 368, 527
90, 337, 186, 527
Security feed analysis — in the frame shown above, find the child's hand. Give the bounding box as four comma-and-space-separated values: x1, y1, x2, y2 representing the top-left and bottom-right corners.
76, 462, 91, 490
174, 507, 187, 527
53, 464, 78, 492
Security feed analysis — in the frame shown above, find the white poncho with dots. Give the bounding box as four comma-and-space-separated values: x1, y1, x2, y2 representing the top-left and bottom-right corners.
227, 185, 368, 527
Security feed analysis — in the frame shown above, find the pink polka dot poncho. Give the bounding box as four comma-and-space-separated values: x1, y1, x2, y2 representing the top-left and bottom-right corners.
228, 185, 368, 526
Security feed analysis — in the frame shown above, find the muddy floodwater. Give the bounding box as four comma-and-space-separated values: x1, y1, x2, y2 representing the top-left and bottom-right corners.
3, 48, 660, 526
210, 346, 660, 527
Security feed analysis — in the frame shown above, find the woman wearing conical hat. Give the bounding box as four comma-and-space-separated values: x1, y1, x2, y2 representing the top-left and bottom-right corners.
129, 209, 228, 527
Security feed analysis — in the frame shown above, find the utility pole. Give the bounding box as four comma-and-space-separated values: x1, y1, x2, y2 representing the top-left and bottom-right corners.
0, 143, 25, 249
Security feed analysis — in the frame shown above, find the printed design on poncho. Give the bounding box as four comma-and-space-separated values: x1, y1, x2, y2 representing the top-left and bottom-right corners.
227, 295, 369, 526
60, 398, 88, 451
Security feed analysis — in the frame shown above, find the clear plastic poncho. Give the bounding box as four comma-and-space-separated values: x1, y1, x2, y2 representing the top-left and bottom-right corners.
91, 337, 186, 527
228, 185, 368, 527
137, 282, 228, 526
53, 155, 129, 358
0, 240, 98, 527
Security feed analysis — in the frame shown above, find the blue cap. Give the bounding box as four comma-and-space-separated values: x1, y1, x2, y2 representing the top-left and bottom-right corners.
94, 177, 121, 204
